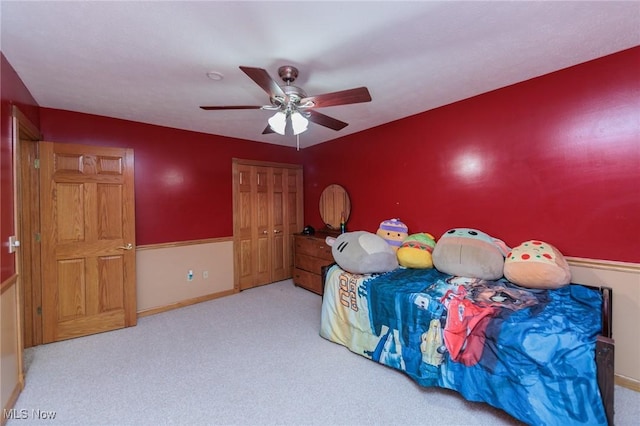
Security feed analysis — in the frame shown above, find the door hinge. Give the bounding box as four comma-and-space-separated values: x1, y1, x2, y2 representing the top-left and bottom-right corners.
34, 158, 40, 169
35, 232, 41, 243
37, 306, 42, 315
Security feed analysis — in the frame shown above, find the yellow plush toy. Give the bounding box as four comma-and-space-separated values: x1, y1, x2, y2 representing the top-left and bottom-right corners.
376, 218, 408, 252
397, 233, 437, 268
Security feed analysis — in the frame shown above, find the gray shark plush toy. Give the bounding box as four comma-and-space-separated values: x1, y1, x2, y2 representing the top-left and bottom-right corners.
325, 231, 398, 274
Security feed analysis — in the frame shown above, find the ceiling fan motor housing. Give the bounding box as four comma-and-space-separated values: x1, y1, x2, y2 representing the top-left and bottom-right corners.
271, 66, 307, 109
278, 65, 299, 84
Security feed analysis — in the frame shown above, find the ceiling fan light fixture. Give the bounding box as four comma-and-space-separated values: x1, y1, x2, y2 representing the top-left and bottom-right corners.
291, 111, 309, 135
268, 111, 287, 135
200, 65, 372, 138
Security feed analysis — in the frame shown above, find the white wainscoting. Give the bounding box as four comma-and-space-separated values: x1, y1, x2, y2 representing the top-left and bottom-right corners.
136, 238, 235, 315
567, 257, 640, 388
1, 275, 22, 417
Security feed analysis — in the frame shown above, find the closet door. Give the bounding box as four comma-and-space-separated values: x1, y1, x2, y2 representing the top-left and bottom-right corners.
233, 160, 303, 291
270, 168, 287, 282
235, 164, 255, 290
254, 166, 271, 286
286, 168, 304, 274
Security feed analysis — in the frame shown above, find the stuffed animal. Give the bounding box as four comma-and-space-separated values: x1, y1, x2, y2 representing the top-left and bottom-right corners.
325, 231, 398, 274
376, 218, 408, 252
432, 228, 509, 280
397, 233, 437, 269
504, 240, 571, 289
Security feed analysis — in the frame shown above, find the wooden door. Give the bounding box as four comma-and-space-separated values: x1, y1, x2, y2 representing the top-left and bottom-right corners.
18, 137, 42, 347
270, 168, 287, 282
40, 142, 137, 343
235, 164, 254, 290
233, 160, 303, 291
287, 168, 304, 273
12, 106, 43, 348
254, 167, 271, 286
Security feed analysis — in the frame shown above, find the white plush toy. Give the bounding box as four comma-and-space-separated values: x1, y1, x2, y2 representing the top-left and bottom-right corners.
325, 231, 398, 274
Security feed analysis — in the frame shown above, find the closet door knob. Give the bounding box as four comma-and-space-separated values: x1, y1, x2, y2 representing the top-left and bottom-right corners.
273, 230, 282, 234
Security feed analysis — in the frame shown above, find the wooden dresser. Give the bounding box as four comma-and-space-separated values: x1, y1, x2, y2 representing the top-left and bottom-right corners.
293, 232, 336, 295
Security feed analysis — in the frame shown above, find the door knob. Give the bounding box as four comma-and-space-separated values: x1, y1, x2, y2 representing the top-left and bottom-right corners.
118, 243, 134, 250
273, 230, 282, 234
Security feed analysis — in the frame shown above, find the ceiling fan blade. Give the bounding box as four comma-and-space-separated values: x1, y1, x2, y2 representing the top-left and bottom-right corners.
306, 110, 348, 131
239, 66, 286, 100
300, 87, 371, 108
200, 105, 263, 110
262, 125, 275, 135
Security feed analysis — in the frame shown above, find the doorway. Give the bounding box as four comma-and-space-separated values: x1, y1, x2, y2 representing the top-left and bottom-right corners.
13, 106, 42, 348
13, 110, 138, 346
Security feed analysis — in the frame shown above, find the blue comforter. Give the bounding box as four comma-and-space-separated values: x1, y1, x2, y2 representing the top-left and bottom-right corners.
320, 266, 606, 425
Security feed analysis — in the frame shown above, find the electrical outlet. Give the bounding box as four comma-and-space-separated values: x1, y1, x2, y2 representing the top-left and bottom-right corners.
187, 270, 194, 281
203, 271, 209, 279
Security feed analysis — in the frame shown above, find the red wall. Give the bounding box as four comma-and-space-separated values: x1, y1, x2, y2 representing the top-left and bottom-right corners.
1, 53, 40, 282
302, 47, 640, 263
39, 109, 303, 245
3, 47, 639, 279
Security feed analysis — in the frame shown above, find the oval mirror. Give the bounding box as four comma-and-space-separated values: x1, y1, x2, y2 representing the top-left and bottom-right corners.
319, 184, 351, 230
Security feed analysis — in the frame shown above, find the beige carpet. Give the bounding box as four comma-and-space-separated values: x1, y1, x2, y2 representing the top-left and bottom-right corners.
8, 279, 639, 425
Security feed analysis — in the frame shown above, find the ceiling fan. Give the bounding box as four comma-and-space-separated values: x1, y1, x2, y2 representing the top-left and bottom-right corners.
200, 65, 372, 136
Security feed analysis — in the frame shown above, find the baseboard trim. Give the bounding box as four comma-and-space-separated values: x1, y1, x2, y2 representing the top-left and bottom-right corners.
137, 288, 238, 318
616, 374, 640, 392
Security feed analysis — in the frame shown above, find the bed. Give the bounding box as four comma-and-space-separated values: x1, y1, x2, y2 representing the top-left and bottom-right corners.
320, 264, 614, 425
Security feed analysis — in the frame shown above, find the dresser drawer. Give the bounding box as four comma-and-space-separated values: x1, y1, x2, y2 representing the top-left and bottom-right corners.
293, 267, 324, 295
295, 253, 333, 274
295, 235, 333, 261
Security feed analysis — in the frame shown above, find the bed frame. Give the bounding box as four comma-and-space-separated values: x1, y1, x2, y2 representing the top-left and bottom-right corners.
594, 285, 614, 425
321, 264, 616, 425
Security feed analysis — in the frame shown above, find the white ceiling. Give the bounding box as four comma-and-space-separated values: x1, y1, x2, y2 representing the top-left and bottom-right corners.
1, 1, 639, 149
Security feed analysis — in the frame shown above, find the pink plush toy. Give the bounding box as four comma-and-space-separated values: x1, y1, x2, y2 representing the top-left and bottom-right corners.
504, 240, 571, 289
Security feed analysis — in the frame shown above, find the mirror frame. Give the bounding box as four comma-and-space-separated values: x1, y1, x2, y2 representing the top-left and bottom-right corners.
319, 184, 351, 230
